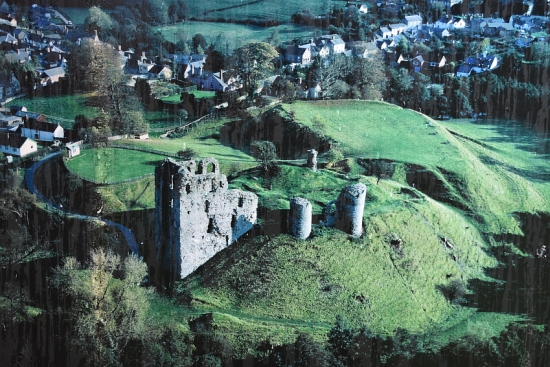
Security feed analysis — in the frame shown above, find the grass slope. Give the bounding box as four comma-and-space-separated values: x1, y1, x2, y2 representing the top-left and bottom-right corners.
282, 100, 550, 234
176, 101, 546, 353
181, 174, 523, 354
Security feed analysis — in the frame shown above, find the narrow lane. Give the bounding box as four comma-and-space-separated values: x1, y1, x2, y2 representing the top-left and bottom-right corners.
25, 152, 140, 255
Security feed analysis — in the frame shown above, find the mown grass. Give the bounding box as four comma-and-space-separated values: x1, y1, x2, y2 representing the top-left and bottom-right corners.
5, 94, 99, 128
97, 176, 156, 213
282, 100, 550, 234
65, 148, 168, 184
118, 118, 257, 175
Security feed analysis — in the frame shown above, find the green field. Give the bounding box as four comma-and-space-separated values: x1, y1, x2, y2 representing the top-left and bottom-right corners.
160, 90, 215, 104
59, 7, 89, 26
156, 21, 318, 52
5, 94, 99, 128
185, 0, 337, 22
65, 148, 169, 184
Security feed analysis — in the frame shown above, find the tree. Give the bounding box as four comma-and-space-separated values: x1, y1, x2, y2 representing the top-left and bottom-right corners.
231, 42, 279, 98
328, 315, 357, 366
294, 333, 343, 367
312, 54, 353, 99
351, 53, 387, 100
250, 140, 277, 171
192, 33, 208, 53
84, 6, 114, 34
389, 68, 412, 106
51, 249, 152, 367
168, 0, 188, 23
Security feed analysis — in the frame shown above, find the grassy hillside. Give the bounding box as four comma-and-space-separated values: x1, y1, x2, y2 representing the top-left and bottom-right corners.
174, 100, 548, 354
282, 100, 550, 234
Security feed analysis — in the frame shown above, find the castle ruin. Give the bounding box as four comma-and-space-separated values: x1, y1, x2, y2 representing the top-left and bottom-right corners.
155, 158, 258, 279
289, 197, 312, 239
324, 183, 367, 237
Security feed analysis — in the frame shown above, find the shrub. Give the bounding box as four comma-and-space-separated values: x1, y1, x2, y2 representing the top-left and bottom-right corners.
176, 148, 198, 160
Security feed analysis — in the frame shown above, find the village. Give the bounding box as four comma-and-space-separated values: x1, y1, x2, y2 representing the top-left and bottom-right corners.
0, 0, 548, 158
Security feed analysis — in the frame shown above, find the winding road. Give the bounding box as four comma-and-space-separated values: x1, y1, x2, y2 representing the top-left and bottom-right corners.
25, 152, 140, 255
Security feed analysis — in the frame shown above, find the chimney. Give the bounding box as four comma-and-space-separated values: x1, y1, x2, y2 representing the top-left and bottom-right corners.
191, 64, 194, 74
59, 53, 62, 60
220, 69, 223, 80
118, 45, 121, 51
142, 51, 145, 58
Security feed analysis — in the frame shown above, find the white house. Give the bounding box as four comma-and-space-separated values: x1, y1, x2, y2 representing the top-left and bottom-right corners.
21, 119, 64, 141
404, 15, 422, 29
389, 23, 408, 36
0, 133, 37, 157
359, 4, 369, 14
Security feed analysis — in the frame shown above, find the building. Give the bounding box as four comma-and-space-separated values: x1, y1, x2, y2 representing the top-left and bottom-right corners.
20, 119, 64, 141
0, 133, 37, 157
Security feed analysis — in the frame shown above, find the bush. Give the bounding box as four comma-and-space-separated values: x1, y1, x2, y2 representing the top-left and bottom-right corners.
250, 140, 277, 171
176, 148, 198, 160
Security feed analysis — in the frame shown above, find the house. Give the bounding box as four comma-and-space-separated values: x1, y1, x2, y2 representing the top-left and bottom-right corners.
348, 41, 378, 58
168, 54, 207, 80
410, 55, 425, 72
285, 45, 312, 64
389, 23, 407, 36
148, 64, 172, 80
359, 4, 369, 13
4, 49, 32, 64
0, 113, 22, 132
21, 118, 64, 141
39, 66, 66, 86
452, 18, 467, 29
188, 70, 238, 92
433, 28, 452, 38
0, 133, 37, 157
0, 72, 20, 101
65, 142, 80, 158
318, 34, 346, 54
378, 26, 392, 39
457, 55, 499, 77
404, 15, 422, 29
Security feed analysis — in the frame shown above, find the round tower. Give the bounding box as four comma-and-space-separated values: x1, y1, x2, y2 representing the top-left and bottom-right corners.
336, 183, 367, 237
289, 197, 312, 239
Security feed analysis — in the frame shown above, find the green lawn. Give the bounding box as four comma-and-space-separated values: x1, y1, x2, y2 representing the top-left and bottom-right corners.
65, 148, 169, 184
5, 94, 99, 128
160, 90, 215, 104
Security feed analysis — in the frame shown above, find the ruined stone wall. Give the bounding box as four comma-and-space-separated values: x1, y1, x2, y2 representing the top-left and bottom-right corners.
155, 158, 258, 279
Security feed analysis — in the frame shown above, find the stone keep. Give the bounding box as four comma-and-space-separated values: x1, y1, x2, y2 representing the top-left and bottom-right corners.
325, 183, 367, 237
289, 197, 312, 239
155, 158, 258, 279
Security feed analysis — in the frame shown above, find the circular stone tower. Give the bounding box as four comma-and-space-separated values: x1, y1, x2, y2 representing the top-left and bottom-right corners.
289, 197, 312, 239
336, 183, 367, 237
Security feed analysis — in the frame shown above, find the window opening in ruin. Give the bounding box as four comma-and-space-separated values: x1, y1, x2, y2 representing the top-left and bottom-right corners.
226, 235, 229, 246
238, 197, 244, 207
205, 201, 210, 213
211, 179, 216, 192
186, 184, 191, 194
231, 215, 236, 228
207, 218, 214, 233
220, 181, 224, 188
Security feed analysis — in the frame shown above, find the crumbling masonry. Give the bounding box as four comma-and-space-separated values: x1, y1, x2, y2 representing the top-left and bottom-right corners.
324, 183, 367, 237
155, 158, 258, 279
